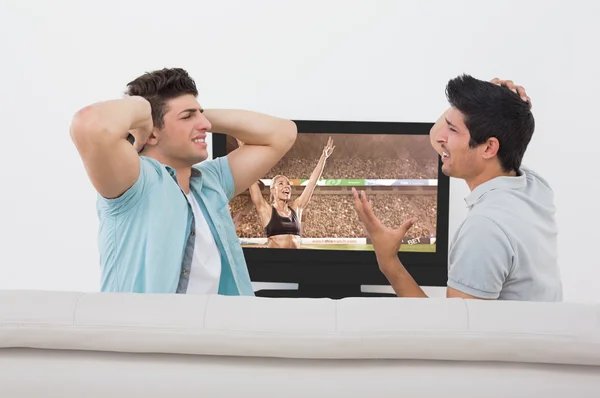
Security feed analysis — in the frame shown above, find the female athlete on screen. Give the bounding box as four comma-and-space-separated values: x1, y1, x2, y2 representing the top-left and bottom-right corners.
245, 137, 335, 248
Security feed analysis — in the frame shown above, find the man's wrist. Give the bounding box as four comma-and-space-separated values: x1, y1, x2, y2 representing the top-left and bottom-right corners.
203, 109, 240, 132
375, 253, 403, 278
125, 97, 152, 130
376, 255, 426, 298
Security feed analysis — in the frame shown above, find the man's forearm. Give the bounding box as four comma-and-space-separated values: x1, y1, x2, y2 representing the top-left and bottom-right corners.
203, 109, 296, 147
72, 97, 152, 141
377, 255, 429, 298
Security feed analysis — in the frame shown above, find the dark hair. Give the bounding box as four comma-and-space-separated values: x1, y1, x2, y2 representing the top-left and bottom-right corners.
125, 67, 198, 129
445, 74, 535, 172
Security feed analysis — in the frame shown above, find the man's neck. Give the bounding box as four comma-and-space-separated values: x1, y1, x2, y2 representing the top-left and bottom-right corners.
466, 167, 517, 191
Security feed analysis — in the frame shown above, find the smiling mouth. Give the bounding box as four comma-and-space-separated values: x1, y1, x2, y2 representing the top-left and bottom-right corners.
193, 138, 205, 143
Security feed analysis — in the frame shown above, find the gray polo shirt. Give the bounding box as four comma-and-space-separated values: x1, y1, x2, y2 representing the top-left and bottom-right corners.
447, 166, 563, 301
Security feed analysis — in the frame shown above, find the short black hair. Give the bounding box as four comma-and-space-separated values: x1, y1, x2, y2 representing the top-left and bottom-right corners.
446, 74, 535, 172
125, 67, 198, 129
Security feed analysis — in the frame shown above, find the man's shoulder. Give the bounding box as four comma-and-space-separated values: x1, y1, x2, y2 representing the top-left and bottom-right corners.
96, 156, 175, 216
193, 157, 227, 188
515, 165, 556, 211
136, 155, 173, 182
454, 213, 516, 257
521, 165, 554, 193
458, 213, 505, 236
193, 156, 228, 174
473, 165, 555, 214
193, 156, 235, 201
466, 166, 558, 241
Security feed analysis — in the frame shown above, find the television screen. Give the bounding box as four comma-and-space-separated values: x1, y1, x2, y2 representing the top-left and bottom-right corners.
225, 132, 439, 253
213, 120, 449, 298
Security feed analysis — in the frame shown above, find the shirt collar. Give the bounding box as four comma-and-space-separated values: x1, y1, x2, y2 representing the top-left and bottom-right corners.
464, 169, 526, 208
164, 165, 204, 193
164, 165, 202, 179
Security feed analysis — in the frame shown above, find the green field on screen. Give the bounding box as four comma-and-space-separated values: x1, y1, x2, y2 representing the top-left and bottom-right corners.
241, 244, 436, 252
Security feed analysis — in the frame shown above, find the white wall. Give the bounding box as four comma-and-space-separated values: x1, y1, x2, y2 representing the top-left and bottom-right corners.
1, 0, 598, 302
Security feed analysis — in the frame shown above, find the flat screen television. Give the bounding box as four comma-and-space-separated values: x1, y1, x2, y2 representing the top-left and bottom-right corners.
212, 120, 450, 299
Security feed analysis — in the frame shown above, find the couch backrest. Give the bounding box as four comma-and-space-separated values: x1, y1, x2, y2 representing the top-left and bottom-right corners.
1, 290, 599, 366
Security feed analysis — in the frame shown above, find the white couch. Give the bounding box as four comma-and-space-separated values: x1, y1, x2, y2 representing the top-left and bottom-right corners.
1, 289, 599, 397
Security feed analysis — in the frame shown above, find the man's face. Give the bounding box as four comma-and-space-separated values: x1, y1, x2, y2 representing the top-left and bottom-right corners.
154, 94, 212, 167
434, 107, 483, 180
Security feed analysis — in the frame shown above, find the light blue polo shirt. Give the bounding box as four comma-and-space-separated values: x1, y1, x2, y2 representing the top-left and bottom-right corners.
95, 155, 254, 296
447, 166, 563, 301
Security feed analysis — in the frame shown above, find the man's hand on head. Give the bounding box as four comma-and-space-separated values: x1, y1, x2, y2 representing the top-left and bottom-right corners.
122, 95, 154, 152
490, 78, 532, 108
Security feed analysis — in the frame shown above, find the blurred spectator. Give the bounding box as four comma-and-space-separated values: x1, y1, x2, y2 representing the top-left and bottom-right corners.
266, 157, 437, 180
230, 193, 436, 240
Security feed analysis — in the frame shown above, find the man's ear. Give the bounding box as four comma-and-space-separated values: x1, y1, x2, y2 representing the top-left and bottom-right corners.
482, 137, 500, 159
144, 128, 159, 147
137, 128, 159, 154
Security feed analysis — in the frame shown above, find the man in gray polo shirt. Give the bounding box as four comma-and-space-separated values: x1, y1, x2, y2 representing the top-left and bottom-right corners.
353, 75, 562, 301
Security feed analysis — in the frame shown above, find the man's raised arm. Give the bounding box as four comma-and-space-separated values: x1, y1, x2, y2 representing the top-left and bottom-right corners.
205, 110, 297, 197
70, 96, 154, 199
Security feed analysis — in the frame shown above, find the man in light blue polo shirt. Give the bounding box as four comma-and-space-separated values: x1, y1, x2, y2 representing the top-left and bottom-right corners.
70, 68, 297, 295
353, 75, 562, 301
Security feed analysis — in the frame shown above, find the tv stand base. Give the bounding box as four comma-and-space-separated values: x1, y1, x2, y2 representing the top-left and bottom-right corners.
254, 283, 396, 299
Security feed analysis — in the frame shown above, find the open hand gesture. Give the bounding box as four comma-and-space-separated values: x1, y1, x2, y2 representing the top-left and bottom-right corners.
352, 188, 416, 268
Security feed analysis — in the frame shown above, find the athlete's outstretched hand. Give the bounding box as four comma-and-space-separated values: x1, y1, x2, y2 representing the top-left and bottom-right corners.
322, 136, 335, 158
352, 188, 417, 268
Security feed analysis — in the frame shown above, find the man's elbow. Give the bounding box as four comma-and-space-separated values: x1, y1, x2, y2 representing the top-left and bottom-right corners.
276, 120, 297, 152
70, 106, 116, 150
70, 107, 99, 147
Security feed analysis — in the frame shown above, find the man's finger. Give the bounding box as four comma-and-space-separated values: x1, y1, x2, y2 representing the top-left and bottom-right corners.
491, 78, 530, 106
398, 217, 418, 234
352, 187, 361, 207
359, 190, 380, 226
514, 85, 532, 107
500, 79, 516, 92
360, 222, 370, 238
493, 78, 519, 95
353, 188, 380, 233
352, 188, 367, 223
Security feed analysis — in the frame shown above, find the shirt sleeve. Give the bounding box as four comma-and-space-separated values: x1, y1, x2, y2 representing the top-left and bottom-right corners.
447, 215, 514, 299
195, 156, 236, 201
96, 157, 161, 216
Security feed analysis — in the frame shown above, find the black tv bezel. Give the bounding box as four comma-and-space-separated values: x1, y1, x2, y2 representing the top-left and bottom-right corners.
212, 119, 449, 291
